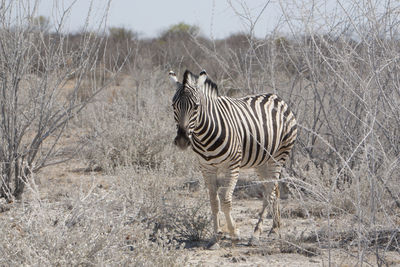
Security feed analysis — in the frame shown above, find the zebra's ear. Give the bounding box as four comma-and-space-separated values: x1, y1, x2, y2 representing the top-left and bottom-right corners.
169, 71, 178, 83
182, 70, 198, 89
169, 71, 181, 88
196, 69, 219, 98
197, 70, 207, 87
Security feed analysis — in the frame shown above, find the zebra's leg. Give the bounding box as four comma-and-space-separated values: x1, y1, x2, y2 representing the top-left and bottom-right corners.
252, 181, 276, 236
219, 164, 240, 243
250, 163, 282, 245
201, 166, 222, 249
269, 181, 281, 234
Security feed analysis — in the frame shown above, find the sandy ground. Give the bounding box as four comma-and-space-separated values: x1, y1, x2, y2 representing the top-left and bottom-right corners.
178, 197, 400, 267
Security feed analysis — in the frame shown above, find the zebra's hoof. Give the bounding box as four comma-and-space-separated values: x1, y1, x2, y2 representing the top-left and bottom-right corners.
232, 236, 241, 242
231, 229, 240, 241
231, 236, 241, 247
248, 236, 260, 247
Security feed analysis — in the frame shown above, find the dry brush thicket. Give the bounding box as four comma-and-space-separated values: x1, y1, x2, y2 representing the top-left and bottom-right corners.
0, 0, 399, 265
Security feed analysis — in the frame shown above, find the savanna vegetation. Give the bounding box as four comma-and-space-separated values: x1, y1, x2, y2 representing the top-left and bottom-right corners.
0, 0, 399, 266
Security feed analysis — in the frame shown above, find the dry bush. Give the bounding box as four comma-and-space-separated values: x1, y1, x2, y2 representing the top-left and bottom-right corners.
0, 172, 181, 265
0, 164, 212, 265
113, 166, 211, 244
277, 0, 400, 223
80, 69, 199, 176
0, 0, 121, 201
79, 69, 169, 171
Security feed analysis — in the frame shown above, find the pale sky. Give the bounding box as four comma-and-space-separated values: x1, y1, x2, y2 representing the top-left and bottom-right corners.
106, 0, 285, 38
39, 0, 286, 38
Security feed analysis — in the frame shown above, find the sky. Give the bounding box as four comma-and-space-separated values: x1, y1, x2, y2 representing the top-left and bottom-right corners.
106, 0, 285, 38
38, 0, 287, 38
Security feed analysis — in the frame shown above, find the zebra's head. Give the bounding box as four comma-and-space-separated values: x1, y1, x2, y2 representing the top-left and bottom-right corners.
169, 70, 204, 150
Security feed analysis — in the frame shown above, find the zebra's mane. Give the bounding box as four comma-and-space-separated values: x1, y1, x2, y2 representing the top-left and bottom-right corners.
183, 70, 219, 99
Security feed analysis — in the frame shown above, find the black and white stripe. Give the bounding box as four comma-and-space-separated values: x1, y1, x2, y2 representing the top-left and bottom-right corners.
170, 70, 297, 248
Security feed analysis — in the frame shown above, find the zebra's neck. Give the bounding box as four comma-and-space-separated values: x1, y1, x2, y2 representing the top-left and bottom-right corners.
191, 97, 225, 150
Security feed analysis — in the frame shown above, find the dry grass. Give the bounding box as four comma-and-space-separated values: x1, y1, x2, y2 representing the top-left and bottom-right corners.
0, 161, 211, 265
2, 161, 398, 266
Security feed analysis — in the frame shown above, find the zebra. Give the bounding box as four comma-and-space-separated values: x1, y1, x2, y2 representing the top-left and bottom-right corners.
169, 69, 297, 249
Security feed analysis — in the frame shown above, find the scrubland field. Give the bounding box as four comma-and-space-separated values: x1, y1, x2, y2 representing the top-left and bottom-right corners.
0, 1, 399, 266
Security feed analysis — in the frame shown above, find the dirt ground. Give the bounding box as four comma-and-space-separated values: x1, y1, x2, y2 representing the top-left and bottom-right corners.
7, 162, 400, 267
181, 198, 400, 267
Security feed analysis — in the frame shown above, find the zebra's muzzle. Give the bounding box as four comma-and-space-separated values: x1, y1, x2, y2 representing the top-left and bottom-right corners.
174, 127, 191, 150
174, 134, 191, 150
